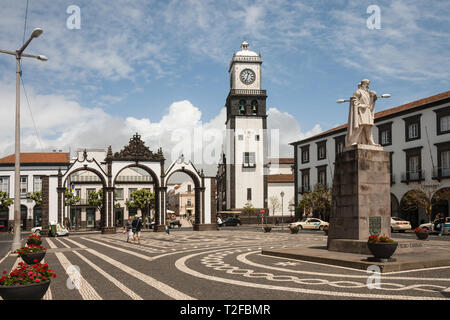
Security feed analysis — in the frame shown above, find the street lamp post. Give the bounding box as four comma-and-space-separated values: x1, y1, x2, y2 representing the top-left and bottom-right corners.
0, 28, 47, 252
280, 191, 285, 230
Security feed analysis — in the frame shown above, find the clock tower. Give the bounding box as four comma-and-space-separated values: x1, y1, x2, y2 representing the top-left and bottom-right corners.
225, 41, 268, 212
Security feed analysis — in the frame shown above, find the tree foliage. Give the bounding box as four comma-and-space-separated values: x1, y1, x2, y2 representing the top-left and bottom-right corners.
0, 191, 13, 208
297, 183, 331, 221
241, 202, 257, 216
125, 189, 155, 216
400, 184, 450, 223
88, 189, 103, 211
269, 196, 280, 216
64, 188, 81, 206
29, 191, 42, 206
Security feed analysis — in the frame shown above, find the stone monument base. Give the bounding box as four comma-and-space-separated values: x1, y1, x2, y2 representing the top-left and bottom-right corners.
327, 238, 426, 255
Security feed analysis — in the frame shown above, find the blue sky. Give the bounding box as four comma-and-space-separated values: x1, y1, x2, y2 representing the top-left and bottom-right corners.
0, 0, 449, 173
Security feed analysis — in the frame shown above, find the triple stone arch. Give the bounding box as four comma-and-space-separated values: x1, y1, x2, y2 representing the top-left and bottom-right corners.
59, 135, 206, 233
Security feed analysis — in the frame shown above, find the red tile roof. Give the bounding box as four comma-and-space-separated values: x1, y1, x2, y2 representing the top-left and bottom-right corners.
268, 158, 294, 164
0, 152, 70, 164
267, 174, 294, 183
291, 90, 450, 145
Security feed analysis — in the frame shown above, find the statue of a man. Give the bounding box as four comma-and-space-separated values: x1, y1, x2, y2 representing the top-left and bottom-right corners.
346, 79, 378, 147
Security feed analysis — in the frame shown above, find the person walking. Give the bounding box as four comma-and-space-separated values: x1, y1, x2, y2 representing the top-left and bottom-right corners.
125, 217, 133, 243
438, 213, 446, 237
133, 216, 143, 244
165, 218, 170, 235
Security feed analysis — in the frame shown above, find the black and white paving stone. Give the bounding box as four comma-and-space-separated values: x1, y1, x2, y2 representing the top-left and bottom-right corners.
0, 229, 449, 300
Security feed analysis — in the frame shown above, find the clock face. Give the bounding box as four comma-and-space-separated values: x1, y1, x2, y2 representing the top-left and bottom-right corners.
240, 69, 256, 85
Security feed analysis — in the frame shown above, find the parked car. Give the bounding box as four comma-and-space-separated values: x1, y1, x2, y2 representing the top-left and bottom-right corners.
169, 219, 182, 228
288, 218, 329, 230
31, 222, 69, 237
390, 217, 411, 232
222, 217, 241, 226
419, 218, 450, 234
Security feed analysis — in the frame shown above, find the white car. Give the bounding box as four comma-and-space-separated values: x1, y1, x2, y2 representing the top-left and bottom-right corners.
390, 217, 411, 232
419, 219, 450, 234
289, 218, 329, 230
32, 222, 69, 237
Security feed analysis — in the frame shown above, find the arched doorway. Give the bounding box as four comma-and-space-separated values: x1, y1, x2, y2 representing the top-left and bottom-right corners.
163, 157, 217, 231
63, 168, 107, 231
33, 205, 42, 227
20, 205, 27, 230
165, 171, 200, 230
391, 193, 399, 217
400, 190, 424, 228
113, 164, 158, 229
0, 208, 8, 232
432, 187, 450, 220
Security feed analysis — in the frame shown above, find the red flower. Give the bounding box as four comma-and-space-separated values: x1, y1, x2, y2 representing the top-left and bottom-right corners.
33, 259, 38, 263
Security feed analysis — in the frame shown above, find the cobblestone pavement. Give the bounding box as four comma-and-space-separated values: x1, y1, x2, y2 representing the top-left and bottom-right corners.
0, 229, 449, 300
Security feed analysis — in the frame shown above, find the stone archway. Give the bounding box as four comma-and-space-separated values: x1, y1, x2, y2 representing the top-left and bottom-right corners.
391, 193, 400, 217
432, 187, 450, 220
61, 150, 111, 233
400, 190, 425, 228
112, 163, 159, 229
108, 133, 164, 231
163, 156, 216, 231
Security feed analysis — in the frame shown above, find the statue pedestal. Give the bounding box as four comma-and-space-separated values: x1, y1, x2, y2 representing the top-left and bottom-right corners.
327, 145, 391, 252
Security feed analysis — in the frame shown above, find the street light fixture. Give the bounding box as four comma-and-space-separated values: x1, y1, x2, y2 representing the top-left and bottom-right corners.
0, 27, 47, 252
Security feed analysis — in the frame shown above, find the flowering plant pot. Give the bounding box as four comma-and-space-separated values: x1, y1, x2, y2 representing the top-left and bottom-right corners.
26, 234, 42, 246
14, 245, 46, 264
0, 280, 50, 300
414, 228, 429, 240
0, 262, 56, 300
367, 234, 397, 260
263, 225, 272, 233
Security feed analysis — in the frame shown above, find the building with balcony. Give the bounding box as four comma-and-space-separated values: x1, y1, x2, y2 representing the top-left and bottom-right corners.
0, 152, 70, 232
291, 91, 450, 227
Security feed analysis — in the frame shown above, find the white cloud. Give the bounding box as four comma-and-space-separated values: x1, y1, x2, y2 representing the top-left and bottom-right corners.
0, 80, 316, 176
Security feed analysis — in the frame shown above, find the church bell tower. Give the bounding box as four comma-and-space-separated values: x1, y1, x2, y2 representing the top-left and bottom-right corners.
225, 41, 268, 211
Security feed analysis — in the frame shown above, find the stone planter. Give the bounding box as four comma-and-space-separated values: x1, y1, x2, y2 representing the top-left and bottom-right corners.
20, 251, 46, 265
263, 226, 272, 233
290, 227, 299, 234
367, 242, 398, 261
0, 280, 50, 300
415, 232, 429, 240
